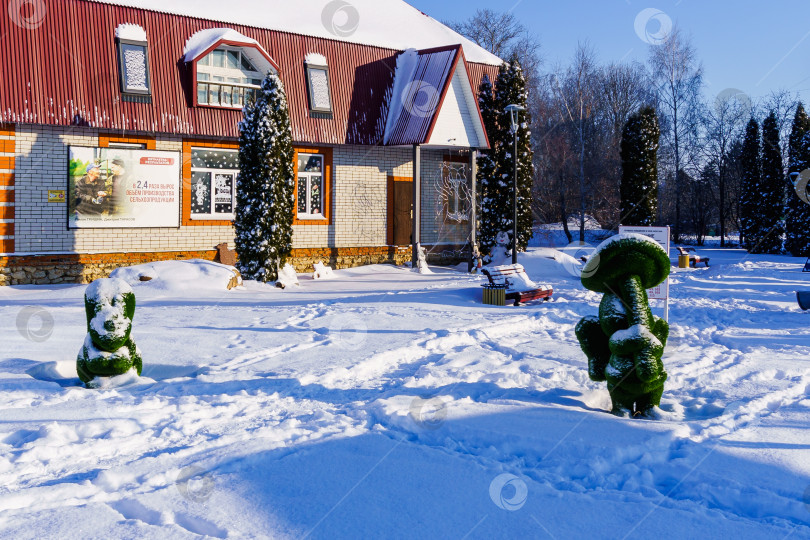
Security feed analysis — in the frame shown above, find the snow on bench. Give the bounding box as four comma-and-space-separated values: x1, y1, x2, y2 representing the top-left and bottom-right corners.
482, 264, 553, 306
677, 246, 710, 267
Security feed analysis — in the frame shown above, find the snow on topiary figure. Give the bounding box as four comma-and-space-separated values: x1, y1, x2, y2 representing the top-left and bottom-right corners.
575, 233, 670, 416
77, 278, 142, 385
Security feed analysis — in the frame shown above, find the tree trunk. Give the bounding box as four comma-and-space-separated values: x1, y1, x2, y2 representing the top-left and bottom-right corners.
560, 187, 572, 243
579, 116, 586, 242
719, 161, 726, 247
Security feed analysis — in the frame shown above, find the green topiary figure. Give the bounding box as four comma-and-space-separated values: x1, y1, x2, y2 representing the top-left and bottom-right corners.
76, 278, 142, 386
575, 233, 670, 417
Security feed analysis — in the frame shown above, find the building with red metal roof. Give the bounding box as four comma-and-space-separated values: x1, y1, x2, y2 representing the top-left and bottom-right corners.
0, 0, 500, 284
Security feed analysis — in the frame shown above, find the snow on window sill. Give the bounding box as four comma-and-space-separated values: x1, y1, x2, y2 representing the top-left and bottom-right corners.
296, 213, 327, 221
191, 214, 234, 221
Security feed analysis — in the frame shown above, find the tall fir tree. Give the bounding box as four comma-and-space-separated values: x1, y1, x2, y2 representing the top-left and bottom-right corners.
785, 103, 810, 256
755, 111, 785, 254
477, 56, 535, 258
475, 74, 500, 256
619, 106, 660, 226
234, 73, 295, 282
739, 118, 761, 251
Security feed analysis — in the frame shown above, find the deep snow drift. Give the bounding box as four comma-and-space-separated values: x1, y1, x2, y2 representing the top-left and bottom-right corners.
1, 248, 809, 538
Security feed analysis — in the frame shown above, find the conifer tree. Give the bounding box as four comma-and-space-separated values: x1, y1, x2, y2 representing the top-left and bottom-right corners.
475, 74, 500, 256
489, 56, 535, 254
620, 106, 660, 226
739, 118, 761, 251
234, 73, 295, 282
785, 103, 810, 256
755, 111, 785, 254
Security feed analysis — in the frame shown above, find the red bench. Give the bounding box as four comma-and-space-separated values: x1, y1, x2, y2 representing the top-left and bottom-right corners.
482, 264, 553, 306
677, 246, 710, 267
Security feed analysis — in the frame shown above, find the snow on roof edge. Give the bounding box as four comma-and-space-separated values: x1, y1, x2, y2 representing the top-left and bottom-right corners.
383, 48, 420, 145
90, 0, 504, 66
183, 28, 262, 62
305, 53, 328, 66
115, 22, 147, 41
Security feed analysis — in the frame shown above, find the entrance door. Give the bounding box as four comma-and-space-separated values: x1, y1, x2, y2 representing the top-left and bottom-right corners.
391, 179, 413, 246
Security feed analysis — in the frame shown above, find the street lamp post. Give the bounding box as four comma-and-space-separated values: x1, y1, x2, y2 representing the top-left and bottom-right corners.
505, 104, 525, 265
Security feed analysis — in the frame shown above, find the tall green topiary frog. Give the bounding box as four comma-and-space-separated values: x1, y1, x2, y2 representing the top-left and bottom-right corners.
77, 278, 142, 386
575, 234, 670, 417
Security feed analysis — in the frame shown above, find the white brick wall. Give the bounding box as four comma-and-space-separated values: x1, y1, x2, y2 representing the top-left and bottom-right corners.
12, 125, 473, 255
14, 125, 236, 253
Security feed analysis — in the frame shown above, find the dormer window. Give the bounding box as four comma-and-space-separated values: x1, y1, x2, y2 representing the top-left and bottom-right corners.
305, 53, 332, 113
196, 47, 262, 108
115, 24, 151, 102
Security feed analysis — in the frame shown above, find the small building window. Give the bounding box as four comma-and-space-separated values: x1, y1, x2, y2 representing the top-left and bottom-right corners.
196, 47, 262, 108
190, 148, 239, 219
297, 153, 325, 218
305, 54, 332, 113
115, 24, 151, 99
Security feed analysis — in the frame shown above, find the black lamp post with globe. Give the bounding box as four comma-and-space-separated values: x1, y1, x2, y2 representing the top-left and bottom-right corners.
505, 103, 525, 265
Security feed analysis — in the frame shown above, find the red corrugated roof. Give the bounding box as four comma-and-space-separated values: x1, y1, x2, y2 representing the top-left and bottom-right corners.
383, 45, 489, 149
0, 0, 499, 145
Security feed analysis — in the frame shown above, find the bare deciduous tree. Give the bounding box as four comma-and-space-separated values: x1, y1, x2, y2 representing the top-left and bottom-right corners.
648, 26, 703, 242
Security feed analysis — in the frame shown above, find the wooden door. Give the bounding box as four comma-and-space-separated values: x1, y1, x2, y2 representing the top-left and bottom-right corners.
392, 180, 413, 246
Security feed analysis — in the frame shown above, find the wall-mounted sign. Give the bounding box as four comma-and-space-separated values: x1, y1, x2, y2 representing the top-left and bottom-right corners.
68, 146, 180, 228
48, 190, 65, 203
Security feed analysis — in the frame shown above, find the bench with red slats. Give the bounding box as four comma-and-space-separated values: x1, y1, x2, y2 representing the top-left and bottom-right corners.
482, 264, 553, 306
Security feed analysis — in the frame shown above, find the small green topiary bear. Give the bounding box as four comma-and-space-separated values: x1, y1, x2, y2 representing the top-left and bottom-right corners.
575, 234, 670, 417
77, 278, 142, 385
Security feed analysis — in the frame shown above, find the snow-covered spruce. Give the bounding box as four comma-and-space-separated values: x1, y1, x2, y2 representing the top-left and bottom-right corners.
76, 278, 142, 385
785, 102, 810, 257
739, 118, 761, 251
619, 106, 660, 226
234, 73, 295, 283
477, 57, 534, 260
753, 111, 785, 254
575, 234, 670, 416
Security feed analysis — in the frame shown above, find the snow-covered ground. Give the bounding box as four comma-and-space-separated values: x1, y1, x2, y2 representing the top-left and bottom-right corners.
1, 246, 809, 539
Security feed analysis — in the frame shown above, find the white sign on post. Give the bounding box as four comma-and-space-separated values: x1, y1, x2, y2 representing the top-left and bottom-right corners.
618, 226, 671, 321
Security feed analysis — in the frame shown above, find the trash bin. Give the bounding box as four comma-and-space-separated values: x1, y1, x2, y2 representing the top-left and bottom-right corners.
678, 254, 690, 268
482, 284, 507, 306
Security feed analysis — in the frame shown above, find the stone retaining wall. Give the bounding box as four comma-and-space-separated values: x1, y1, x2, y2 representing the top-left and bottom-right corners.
0, 244, 470, 285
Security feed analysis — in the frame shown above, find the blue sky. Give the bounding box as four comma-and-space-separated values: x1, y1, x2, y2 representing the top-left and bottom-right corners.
409, 0, 810, 106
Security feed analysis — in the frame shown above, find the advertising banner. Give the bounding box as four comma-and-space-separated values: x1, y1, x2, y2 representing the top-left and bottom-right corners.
68, 146, 180, 228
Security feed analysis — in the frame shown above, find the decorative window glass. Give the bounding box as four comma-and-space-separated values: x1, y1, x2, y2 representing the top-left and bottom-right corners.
196, 47, 262, 108
306, 64, 332, 113
440, 162, 470, 222
297, 153, 325, 218
190, 148, 239, 219
116, 40, 151, 95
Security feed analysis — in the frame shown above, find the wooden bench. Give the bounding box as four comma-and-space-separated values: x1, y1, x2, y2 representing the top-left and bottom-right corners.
482, 264, 553, 306
677, 246, 710, 267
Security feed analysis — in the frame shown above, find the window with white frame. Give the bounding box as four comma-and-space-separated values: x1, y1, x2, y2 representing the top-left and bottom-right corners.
196, 47, 263, 108
190, 148, 239, 219
297, 153, 325, 218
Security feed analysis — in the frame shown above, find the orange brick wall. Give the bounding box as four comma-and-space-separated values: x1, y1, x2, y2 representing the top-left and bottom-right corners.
0, 123, 13, 254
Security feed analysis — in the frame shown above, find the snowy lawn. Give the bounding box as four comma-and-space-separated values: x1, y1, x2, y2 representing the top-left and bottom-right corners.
1, 248, 809, 538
